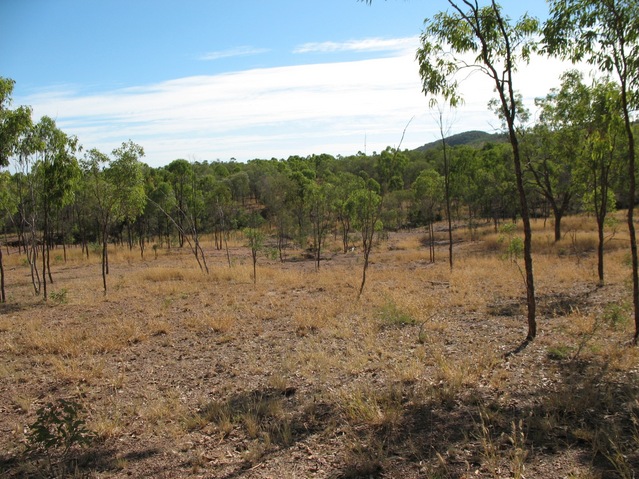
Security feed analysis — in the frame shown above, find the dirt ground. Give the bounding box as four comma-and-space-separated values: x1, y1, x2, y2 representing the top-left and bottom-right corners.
1, 223, 638, 478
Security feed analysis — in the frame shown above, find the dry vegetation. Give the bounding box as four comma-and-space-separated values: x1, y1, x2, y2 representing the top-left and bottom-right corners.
1, 214, 638, 478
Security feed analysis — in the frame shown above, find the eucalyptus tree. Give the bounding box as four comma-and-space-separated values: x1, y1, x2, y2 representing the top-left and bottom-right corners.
416, 0, 540, 342
376, 146, 408, 194
412, 169, 444, 263
333, 172, 365, 253
146, 177, 176, 248
347, 178, 383, 298
225, 171, 250, 206
165, 159, 193, 248
0, 77, 32, 168
436, 108, 456, 269
578, 78, 626, 285
475, 142, 518, 229
82, 141, 146, 293
305, 180, 335, 270
288, 168, 314, 248
523, 70, 586, 241
209, 180, 235, 266
258, 171, 296, 261
32, 116, 80, 300
244, 212, 265, 285
0, 172, 16, 302
0, 77, 31, 301
544, 0, 639, 342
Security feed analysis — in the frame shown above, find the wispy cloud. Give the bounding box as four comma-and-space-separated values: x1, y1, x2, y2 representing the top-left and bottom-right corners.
199, 46, 269, 61
293, 37, 418, 54
18, 40, 588, 167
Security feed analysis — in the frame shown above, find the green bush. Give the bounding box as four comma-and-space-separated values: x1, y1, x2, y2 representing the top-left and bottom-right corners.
27, 398, 94, 458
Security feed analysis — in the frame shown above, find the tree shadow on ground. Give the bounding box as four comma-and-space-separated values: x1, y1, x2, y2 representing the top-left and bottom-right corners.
332, 352, 639, 478
193, 386, 338, 479
0, 444, 128, 478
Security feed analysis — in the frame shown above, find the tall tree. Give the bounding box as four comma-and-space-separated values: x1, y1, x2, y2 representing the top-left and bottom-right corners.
412, 168, 444, 263
416, 0, 540, 342
524, 70, 585, 242
544, 0, 639, 342
0, 172, 17, 302
347, 178, 383, 298
165, 159, 193, 248
306, 180, 335, 270
0, 78, 32, 168
82, 141, 146, 293
578, 78, 625, 285
32, 117, 80, 300
0, 77, 31, 301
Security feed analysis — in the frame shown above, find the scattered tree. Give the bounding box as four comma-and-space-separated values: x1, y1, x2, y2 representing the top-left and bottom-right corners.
416, 0, 540, 342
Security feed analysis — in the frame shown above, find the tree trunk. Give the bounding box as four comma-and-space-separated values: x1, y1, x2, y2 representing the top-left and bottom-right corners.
596, 215, 605, 286
553, 207, 562, 242
622, 105, 639, 344
102, 239, 108, 294
0, 247, 5, 303
511, 133, 537, 342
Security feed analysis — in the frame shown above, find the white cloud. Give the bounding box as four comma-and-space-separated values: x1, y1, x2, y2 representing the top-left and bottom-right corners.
199, 46, 269, 61
293, 37, 417, 54
18, 39, 592, 167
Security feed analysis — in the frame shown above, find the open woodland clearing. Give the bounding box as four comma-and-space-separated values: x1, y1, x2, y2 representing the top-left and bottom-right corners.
0, 214, 638, 478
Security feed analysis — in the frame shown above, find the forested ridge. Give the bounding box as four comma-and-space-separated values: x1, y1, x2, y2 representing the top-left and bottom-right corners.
0, 71, 638, 304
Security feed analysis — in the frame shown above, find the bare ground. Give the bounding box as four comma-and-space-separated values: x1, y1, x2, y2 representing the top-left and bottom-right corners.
1, 225, 638, 478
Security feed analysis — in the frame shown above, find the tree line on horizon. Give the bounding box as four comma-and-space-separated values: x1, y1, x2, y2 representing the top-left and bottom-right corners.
1, 0, 638, 344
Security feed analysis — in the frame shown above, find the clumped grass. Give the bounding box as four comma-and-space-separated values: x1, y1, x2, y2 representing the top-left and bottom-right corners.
337, 383, 406, 430
187, 389, 295, 452
546, 344, 574, 360
182, 311, 235, 334
376, 296, 416, 328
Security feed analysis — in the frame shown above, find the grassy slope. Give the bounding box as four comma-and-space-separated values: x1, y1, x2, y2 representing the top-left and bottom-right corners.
0, 214, 638, 478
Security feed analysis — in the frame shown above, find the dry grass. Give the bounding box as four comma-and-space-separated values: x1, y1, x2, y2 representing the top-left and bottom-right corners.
1, 216, 638, 478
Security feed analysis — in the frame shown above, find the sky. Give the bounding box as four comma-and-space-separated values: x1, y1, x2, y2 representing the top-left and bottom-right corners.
1, 0, 584, 168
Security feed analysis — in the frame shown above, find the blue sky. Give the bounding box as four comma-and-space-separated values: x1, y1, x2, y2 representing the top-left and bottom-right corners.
2, 0, 575, 168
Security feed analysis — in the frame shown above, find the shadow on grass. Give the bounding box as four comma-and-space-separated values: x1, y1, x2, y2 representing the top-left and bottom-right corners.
331, 353, 639, 478
192, 386, 338, 479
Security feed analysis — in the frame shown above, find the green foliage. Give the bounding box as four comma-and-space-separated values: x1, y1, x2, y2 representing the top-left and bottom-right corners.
49, 289, 68, 304
244, 227, 265, 252
546, 344, 574, 360
27, 398, 94, 457
603, 302, 630, 329
0, 77, 32, 168
417, 2, 539, 109
498, 222, 524, 262
244, 215, 265, 284
377, 298, 415, 327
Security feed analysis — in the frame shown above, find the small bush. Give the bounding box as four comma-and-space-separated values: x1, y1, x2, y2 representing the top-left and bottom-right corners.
27, 398, 94, 458
547, 345, 573, 360
49, 289, 68, 304
602, 302, 630, 329
377, 298, 415, 327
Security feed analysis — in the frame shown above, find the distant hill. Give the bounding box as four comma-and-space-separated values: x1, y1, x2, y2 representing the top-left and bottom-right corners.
413, 130, 507, 152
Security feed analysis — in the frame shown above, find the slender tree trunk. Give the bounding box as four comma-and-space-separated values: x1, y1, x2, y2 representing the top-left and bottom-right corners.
252, 249, 257, 285
0, 247, 5, 303
430, 221, 435, 263
224, 230, 232, 268
553, 207, 562, 242
511, 133, 536, 341
441, 128, 454, 270
358, 237, 371, 298
102, 239, 108, 294
622, 97, 639, 343
596, 215, 605, 285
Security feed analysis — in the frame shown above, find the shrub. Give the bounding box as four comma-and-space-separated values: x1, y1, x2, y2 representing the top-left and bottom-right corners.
27, 398, 94, 458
